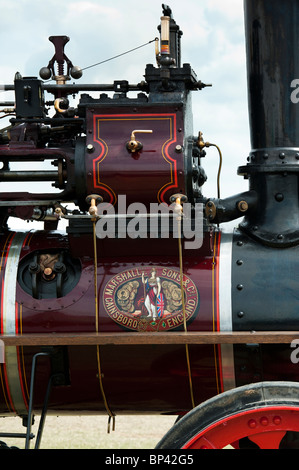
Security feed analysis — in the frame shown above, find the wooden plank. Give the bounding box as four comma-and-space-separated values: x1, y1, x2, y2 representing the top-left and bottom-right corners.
0, 331, 299, 346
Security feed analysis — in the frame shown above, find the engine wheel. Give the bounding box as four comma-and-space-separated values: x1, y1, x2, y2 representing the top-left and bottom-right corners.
156, 382, 299, 449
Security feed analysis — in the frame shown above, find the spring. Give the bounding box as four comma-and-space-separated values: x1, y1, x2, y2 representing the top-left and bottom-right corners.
57, 61, 64, 76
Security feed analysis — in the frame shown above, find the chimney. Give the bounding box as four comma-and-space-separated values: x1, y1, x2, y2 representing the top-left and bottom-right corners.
238, 0, 299, 247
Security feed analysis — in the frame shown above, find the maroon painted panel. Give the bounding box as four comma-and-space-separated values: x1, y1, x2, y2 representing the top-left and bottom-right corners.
0, 229, 222, 415
85, 107, 186, 207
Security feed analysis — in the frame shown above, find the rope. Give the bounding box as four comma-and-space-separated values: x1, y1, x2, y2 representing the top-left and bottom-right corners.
93, 219, 115, 433
175, 198, 195, 409
82, 38, 158, 72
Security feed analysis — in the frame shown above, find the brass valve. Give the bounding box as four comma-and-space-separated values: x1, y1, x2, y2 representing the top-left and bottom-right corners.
126, 130, 153, 153
86, 194, 103, 220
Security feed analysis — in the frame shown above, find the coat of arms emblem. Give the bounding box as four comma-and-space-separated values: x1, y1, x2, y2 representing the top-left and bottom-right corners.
103, 267, 199, 331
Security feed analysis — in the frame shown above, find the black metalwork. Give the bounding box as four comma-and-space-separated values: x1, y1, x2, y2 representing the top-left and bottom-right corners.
25, 352, 53, 449
235, 0, 299, 246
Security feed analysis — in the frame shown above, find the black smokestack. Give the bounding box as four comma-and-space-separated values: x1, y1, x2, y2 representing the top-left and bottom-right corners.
244, 0, 299, 149
238, 0, 299, 246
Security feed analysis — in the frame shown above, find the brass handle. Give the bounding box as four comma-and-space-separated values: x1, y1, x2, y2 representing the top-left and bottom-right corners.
85, 194, 103, 219
126, 130, 153, 153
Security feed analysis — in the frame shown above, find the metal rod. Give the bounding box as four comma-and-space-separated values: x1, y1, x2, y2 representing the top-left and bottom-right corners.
34, 375, 54, 449
25, 352, 50, 449
2, 83, 143, 92
0, 432, 34, 439
0, 171, 59, 182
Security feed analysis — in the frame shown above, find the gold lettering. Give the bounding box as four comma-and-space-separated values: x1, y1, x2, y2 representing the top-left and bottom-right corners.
186, 299, 196, 307
176, 313, 183, 323
105, 287, 114, 296
117, 313, 123, 322
187, 284, 195, 292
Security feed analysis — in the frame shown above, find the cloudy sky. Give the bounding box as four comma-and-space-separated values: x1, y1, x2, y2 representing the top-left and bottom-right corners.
1, 0, 250, 201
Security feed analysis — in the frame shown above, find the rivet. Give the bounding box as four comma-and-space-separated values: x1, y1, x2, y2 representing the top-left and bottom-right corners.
86, 144, 95, 153
273, 416, 281, 425
238, 311, 245, 318
275, 193, 284, 202
253, 226, 258, 231
237, 241, 243, 246
277, 234, 284, 240
263, 153, 269, 160
236, 259, 243, 265
237, 284, 244, 291
279, 152, 286, 159
260, 417, 269, 426
295, 153, 299, 160
248, 419, 257, 429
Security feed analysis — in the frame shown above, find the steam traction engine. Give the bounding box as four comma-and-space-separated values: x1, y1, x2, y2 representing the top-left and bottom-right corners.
1, 1, 299, 449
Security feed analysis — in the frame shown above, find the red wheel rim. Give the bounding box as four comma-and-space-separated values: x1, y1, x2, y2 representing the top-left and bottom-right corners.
182, 406, 299, 449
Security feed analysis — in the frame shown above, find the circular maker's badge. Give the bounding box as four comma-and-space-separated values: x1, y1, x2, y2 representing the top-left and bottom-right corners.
103, 267, 199, 331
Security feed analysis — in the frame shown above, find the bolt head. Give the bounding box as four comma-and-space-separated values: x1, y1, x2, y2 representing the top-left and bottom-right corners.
86, 144, 95, 153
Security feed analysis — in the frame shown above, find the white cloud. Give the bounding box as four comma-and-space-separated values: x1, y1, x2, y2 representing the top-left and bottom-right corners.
205, 0, 245, 21
67, 1, 118, 15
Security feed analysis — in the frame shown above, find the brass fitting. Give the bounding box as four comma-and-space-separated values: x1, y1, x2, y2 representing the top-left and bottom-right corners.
86, 194, 103, 220
126, 130, 153, 153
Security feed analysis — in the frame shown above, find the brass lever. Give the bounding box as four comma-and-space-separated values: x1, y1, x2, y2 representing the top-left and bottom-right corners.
86, 194, 103, 220
126, 130, 153, 153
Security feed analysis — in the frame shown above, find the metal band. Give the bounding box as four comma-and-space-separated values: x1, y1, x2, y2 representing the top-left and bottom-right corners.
219, 229, 236, 391
3, 232, 28, 415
